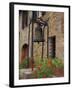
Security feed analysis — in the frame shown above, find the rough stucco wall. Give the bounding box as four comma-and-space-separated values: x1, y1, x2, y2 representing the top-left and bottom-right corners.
19, 28, 28, 63
43, 12, 64, 60
55, 13, 64, 60
19, 11, 64, 63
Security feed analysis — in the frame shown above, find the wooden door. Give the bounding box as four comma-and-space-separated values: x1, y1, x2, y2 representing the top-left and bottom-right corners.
21, 44, 29, 64
48, 36, 56, 58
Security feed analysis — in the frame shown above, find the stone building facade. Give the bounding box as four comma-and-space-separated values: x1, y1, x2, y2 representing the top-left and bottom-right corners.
19, 11, 64, 64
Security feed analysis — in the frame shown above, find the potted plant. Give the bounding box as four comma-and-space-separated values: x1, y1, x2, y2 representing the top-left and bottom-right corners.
32, 58, 53, 78
52, 58, 64, 77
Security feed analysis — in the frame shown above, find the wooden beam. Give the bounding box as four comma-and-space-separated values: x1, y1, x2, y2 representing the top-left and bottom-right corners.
27, 23, 30, 67
31, 21, 34, 71
41, 26, 45, 60
47, 24, 49, 58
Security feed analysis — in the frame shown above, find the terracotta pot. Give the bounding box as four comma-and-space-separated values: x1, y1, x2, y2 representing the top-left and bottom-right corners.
53, 68, 64, 77
47, 59, 52, 68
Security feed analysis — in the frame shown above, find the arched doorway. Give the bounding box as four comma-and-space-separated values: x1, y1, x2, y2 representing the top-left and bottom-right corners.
21, 44, 29, 64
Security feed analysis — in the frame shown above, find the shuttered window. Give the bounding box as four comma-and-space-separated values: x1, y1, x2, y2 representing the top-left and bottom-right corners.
32, 11, 38, 20
21, 11, 28, 29
19, 10, 28, 29
48, 36, 56, 58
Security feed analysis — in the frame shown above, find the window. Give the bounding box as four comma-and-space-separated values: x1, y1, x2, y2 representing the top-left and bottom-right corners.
19, 11, 28, 29
32, 11, 38, 20
42, 12, 46, 16
48, 36, 56, 58
22, 11, 28, 29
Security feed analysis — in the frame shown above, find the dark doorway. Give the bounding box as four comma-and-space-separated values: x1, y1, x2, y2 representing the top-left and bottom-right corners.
48, 36, 56, 58
21, 44, 29, 64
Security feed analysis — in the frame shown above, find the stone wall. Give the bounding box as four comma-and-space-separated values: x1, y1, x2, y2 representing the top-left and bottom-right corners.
19, 11, 64, 63
43, 12, 64, 60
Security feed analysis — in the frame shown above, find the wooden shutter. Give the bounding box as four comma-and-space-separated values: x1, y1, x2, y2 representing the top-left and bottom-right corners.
22, 11, 28, 29
48, 36, 56, 58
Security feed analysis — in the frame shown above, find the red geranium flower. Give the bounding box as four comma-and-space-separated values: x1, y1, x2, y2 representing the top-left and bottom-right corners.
34, 70, 37, 74
43, 75, 46, 78
37, 65, 41, 70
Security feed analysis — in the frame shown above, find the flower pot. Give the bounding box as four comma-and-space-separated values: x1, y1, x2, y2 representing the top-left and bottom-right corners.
53, 68, 64, 77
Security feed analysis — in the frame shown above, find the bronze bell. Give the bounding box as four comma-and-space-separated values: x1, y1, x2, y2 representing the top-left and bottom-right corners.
33, 25, 44, 43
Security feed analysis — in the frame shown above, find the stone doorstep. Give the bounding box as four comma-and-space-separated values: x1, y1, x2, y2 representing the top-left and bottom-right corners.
19, 68, 64, 79
19, 68, 36, 79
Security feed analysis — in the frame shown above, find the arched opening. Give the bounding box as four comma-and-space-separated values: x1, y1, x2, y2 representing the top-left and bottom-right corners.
21, 44, 29, 64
